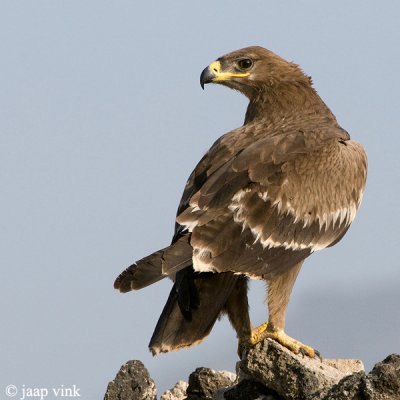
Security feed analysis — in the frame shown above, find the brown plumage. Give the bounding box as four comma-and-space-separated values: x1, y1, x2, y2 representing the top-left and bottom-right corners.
114, 46, 367, 357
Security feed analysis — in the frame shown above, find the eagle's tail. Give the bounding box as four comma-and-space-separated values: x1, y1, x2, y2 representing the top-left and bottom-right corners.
114, 235, 192, 293
149, 270, 239, 355
114, 234, 250, 354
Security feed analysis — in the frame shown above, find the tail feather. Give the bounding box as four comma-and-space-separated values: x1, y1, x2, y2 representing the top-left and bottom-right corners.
114, 248, 166, 292
114, 235, 192, 292
149, 272, 239, 355
115, 234, 241, 354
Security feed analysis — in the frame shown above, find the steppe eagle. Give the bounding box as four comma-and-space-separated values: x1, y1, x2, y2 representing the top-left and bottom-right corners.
114, 46, 367, 358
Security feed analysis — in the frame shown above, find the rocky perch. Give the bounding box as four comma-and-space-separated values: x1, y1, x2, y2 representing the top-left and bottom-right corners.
104, 339, 400, 400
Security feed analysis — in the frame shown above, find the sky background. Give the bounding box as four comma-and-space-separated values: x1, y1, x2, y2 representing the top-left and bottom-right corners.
1, 1, 400, 398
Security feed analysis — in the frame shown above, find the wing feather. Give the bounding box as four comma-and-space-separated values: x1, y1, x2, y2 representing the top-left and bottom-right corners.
174, 119, 366, 279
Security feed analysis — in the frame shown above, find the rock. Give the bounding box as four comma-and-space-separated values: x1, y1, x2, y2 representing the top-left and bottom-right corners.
238, 338, 364, 400
186, 368, 235, 400
104, 360, 156, 400
363, 354, 400, 400
224, 379, 284, 400
160, 380, 188, 400
103, 345, 400, 400
309, 371, 365, 400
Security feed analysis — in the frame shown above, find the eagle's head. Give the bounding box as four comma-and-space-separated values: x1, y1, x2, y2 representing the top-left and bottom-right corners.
200, 46, 311, 99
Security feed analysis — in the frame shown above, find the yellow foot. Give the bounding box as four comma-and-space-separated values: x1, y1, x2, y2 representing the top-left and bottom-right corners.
237, 322, 269, 357
251, 322, 269, 344
248, 322, 319, 359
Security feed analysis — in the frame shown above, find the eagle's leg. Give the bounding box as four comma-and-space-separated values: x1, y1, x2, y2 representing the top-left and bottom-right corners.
251, 261, 318, 358
223, 276, 252, 357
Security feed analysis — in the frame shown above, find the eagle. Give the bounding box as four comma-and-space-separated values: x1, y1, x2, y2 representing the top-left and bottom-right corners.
114, 46, 367, 358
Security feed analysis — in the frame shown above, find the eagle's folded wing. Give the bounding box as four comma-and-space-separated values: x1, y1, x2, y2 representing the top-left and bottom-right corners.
176, 125, 367, 279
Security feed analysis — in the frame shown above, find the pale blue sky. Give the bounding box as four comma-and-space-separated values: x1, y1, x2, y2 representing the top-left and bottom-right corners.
1, 1, 400, 398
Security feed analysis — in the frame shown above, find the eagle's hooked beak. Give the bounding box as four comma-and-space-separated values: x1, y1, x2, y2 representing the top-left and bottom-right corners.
200, 62, 218, 89
200, 60, 250, 89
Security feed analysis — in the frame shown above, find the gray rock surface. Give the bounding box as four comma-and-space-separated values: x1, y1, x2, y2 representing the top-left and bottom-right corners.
238, 338, 364, 400
223, 379, 284, 400
309, 371, 365, 400
186, 368, 235, 400
363, 354, 400, 400
104, 360, 156, 400
160, 380, 188, 400
104, 341, 400, 399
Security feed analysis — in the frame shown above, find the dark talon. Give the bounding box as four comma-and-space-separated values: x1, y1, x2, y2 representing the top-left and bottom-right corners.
299, 348, 307, 357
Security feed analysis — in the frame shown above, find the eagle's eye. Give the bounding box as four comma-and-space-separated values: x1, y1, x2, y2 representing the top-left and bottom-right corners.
237, 58, 253, 71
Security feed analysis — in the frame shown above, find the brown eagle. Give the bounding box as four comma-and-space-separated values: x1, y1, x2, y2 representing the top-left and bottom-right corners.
114, 46, 367, 358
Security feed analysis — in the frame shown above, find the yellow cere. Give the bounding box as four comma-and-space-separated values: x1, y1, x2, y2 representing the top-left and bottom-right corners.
209, 60, 250, 81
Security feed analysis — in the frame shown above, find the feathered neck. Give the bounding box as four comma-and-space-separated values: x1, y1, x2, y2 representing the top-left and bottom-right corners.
244, 81, 336, 125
